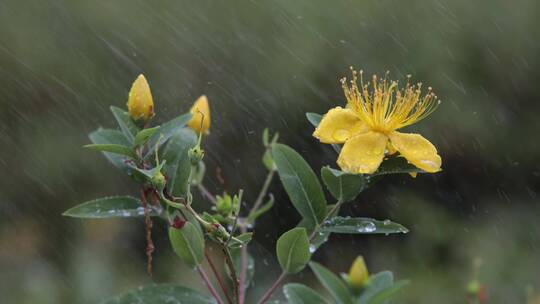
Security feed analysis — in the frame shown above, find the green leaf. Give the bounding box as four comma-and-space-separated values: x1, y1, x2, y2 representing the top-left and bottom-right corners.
306, 112, 322, 126
321, 166, 368, 202
144, 113, 192, 159
309, 262, 352, 304
321, 217, 409, 234
272, 144, 327, 227
63, 196, 161, 219
360, 280, 409, 304
89, 128, 131, 170
84, 144, 136, 158
228, 232, 253, 249
134, 126, 160, 146
162, 128, 198, 197
358, 271, 394, 304
168, 222, 205, 268
283, 283, 328, 304
110, 106, 139, 143
374, 156, 423, 176
247, 195, 274, 222
262, 149, 276, 171
100, 284, 216, 304
276, 227, 311, 274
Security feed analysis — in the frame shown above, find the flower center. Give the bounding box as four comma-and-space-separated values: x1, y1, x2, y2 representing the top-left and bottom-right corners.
341, 69, 440, 133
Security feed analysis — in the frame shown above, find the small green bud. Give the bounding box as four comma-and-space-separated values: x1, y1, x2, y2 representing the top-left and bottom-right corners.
215, 193, 233, 215
151, 171, 166, 191
188, 146, 205, 165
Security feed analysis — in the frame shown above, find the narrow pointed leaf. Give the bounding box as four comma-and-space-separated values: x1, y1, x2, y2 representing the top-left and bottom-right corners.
272, 144, 327, 227
144, 113, 192, 159
63, 196, 161, 219
276, 227, 311, 274
358, 271, 394, 303
110, 106, 139, 143
309, 262, 352, 304
162, 128, 198, 197
89, 128, 130, 170
134, 126, 160, 146
283, 283, 328, 304
100, 284, 216, 304
321, 217, 409, 234
365, 280, 409, 304
84, 144, 136, 158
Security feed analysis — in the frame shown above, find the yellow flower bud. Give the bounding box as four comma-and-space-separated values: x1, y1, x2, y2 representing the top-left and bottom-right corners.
126, 74, 154, 122
187, 95, 210, 134
348, 256, 369, 289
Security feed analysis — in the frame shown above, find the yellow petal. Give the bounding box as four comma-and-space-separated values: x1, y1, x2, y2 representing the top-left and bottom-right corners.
388, 131, 442, 173
313, 106, 367, 144
187, 95, 211, 134
126, 74, 154, 121
348, 256, 369, 288
337, 131, 388, 174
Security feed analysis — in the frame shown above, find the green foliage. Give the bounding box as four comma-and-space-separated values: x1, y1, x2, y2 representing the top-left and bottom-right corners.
134, 126, 160, 146
276, 227, 311, 274
358, 271, 409, 304
110, 106, 139, 143
144, 113, 193, 159
84, 144, 136, 158
321, 166, 368, 202
168, 222, 205, 268
309, 262, 353, 304
321, 217, 409, 234
63, 196, 160, 219
283, 283, 328, 304
162, 128, 198, 197
100, 284, 216, 304
88, 128, 131, 170
272, 144, 327, 227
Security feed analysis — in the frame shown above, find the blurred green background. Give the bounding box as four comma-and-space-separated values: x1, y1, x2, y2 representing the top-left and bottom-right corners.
1, 0, 540, 303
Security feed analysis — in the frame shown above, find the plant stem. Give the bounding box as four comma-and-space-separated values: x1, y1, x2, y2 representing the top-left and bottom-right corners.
197, 265, 225, 304
255, 271, 287, 304
222, 245, 240, 302
238, 225, 248, 304
309, 199, 343, 241
205, 250, 233, 304
198, 183, 218, 205
248, 169, 275, 217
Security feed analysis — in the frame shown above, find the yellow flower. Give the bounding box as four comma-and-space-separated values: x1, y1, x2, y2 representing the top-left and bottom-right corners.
187, 95, 211, 134
126, 74, 154, 122
313, 69, 442, 174
348, 256, 369, 288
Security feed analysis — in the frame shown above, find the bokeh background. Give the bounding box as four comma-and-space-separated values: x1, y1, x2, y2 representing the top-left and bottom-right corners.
1, 0, 540, 303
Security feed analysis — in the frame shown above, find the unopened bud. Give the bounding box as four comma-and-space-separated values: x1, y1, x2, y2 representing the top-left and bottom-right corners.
188, 146, 205, 165
151, 171, 166, 191
187, 95, 210, 134
127, 74, 154, 122
348, 256, 369, 289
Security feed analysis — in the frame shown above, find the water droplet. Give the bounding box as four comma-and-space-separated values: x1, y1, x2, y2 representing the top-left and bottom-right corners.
309, 245, 316, 253
383, 219, 391, 225
358, 221, 376, 233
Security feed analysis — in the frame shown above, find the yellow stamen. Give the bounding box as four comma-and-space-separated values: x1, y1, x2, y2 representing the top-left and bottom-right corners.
341, 68, 440, 133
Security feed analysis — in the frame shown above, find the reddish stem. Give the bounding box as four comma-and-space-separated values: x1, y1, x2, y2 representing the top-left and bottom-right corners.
238, 226, 248, 304
140, 188, 154, 276
197, 266, 225, 304
205, 250, 234, 304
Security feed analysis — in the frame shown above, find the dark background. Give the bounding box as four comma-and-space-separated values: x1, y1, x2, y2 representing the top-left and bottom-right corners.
1, 0, 539, 303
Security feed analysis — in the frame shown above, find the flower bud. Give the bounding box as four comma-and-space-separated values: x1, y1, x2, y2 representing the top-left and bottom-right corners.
171, 216, 186, 229
151, 171, 166, 192
348, 256, 369, 289
187, 95, 210, 134
127, 74, 154, 122
188, 146, 205, 165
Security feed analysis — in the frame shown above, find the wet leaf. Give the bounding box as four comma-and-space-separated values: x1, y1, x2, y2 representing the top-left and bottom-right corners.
321, 217, 409, 234
84, 144, 136, 158
89, 128, 131, 170
63, 196, 161, 219
134, 126, 160, 146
